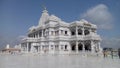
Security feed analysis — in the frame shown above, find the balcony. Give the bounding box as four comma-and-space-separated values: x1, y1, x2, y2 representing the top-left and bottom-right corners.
70, 34, 101, 41
22, 37, 39, 42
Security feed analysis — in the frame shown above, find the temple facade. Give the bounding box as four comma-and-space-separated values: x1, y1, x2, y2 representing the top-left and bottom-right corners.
20, 9, 102, 54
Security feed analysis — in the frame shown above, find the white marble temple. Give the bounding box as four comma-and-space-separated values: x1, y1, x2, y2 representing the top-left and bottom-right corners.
18, 8, 102, 54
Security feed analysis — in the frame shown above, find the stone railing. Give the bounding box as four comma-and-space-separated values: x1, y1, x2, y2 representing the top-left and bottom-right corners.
54, 35, 71, 41
70, 35, 84, 40
84, 34, 101, 40
70, 34, 101, 40
21, 34, 101, 42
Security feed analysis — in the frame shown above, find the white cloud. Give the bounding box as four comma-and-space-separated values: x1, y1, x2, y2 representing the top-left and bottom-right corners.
101, 37, 120, 48
81, 4, 113, 30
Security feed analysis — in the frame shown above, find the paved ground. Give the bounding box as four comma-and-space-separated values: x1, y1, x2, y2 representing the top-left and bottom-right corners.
0, 55, 120, 68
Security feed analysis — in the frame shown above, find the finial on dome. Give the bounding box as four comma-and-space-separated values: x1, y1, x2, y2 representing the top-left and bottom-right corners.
42, 5, 48, 13
42, 5, 46, 10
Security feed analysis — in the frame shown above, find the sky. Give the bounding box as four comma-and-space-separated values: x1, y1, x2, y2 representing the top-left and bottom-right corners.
0, 0, 120, 49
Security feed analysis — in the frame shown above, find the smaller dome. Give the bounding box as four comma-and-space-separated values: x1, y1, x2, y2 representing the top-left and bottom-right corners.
29, 26, 36, 31
80, 19, 89, 24
49, 15, 61, 22
91, 24, 97, 28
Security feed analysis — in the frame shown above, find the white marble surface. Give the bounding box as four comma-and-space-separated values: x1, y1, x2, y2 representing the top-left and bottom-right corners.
0, 55, 119, 68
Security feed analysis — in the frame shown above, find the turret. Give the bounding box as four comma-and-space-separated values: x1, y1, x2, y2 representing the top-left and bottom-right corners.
6, 44, 10, 49
38, 7, 49, 26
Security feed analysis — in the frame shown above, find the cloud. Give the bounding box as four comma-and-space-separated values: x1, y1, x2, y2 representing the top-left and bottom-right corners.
101, 37, 120, 48
81, 4, 113, 30
0, 35, 27, 50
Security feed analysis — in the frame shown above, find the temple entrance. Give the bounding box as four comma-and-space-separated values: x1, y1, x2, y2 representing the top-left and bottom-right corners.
71, 44, 76, 51
34, 46, 39, 52
78, 43, 83, 51
85, 43, 91, 51
70, 41, 92, 52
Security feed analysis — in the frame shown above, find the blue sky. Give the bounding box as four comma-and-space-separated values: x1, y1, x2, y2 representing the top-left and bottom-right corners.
0, 0, 120, 49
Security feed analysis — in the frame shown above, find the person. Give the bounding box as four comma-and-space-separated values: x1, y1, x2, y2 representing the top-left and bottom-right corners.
111, 50, 113, 59
103, 51, 105, 58
103, 50, 107, 58
118, 49, 120, 59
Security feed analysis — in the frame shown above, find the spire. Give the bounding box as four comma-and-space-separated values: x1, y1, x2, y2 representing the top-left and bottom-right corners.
38, 6, 49, 26
42, 5, 48, 13
6, 44, 10, 49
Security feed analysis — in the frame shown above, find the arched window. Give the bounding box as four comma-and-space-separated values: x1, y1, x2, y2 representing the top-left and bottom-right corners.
65, 31, 67, 35
71, 31, 75, 35
78, 29, 82, 35
85, 43, 91, 51
84, 30, 90, 35
65, 45, 67, 50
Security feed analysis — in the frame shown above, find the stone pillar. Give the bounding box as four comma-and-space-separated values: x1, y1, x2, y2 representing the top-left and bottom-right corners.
76, 26, 78, 36
68, 43, 71, 51
37, 32, 39, 38
49, 29, 51, 36
23, 44, 26, 52
48, 44, 51, 51
59, 44, 61, 51
58, 44, 61, 54
40, 45, 42, 51
82, 42, 85, 51
37, 43, 40, 53
26, 42, 29, 53
82, 28, 84, 35
30, 45, 33, 53
59, 30, 61, 35
76, 41, 78, 53
42, 29, 43, 37
40, 44, 43, 54
98, 42, 101, 52
89, 29, 92, 35
91, 41, 94, 53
